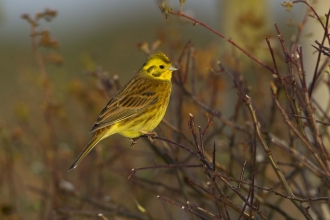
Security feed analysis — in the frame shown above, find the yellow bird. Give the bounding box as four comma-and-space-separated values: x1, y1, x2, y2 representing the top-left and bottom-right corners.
69, 52, 177, 170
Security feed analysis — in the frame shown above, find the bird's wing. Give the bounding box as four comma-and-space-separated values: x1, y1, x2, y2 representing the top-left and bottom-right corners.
90, 77, 159, 133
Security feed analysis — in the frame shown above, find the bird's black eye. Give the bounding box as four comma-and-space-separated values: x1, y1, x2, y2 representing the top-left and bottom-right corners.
159, 65, 164, 69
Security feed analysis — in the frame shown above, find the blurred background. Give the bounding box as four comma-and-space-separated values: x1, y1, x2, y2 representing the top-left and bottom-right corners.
1, 0, 329, 219
0, 0, 219, 128
1, 0, 327, 121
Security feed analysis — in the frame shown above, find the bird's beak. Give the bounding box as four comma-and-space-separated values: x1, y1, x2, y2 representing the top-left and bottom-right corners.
169, 65, 178, 71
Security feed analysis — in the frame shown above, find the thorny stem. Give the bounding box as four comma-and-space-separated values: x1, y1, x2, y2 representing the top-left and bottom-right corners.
270, 133, 327, 177
270, 84, 330, 178
307, 8, 330, 97
157, 195, 209, 220
187, 201, 218, 219
128, 163, 204, 179
297, 47, 330, 167
272, 24, 306, 137
243, 95, 313, 220
224, 177, 330, 203
136, 134, 263, 219
290, 114, 330, 126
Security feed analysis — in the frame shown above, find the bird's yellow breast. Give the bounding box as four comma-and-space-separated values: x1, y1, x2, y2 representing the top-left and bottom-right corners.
110, 80, 172, 138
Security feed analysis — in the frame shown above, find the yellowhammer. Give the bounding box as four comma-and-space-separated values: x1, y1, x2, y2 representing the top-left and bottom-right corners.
69, 52, 177, 170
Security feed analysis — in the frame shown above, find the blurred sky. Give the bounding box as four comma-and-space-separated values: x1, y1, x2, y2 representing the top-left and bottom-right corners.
0, 0, 222, 79
0, 0, 296, 45
0, 0, 219, 44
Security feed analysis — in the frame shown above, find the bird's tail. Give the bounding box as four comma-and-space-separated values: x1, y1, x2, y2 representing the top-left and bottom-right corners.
68, 132, 104, 171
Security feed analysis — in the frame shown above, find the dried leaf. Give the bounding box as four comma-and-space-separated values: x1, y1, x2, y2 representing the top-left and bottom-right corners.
281, 1, 294, 12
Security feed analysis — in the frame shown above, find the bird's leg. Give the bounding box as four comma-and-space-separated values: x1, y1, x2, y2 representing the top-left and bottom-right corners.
130, 137, 140, 147
141, 131, 157, 143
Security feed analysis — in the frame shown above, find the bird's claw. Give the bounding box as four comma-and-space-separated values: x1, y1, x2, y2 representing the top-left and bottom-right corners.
141, 131, 157, 143
130, 137, 139, 147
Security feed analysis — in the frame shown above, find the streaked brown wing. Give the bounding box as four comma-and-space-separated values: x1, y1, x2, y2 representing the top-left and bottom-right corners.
90, 77, 158, 133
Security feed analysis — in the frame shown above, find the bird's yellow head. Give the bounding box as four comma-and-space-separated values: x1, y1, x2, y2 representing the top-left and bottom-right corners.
141, 52, 177, 81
